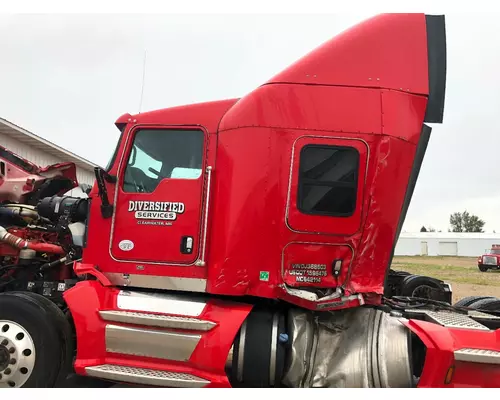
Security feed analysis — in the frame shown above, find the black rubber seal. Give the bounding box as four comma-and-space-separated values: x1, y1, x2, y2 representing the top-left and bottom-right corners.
241, 309, 274, 387
424, 14, 447, 124
229, 308, 288, 388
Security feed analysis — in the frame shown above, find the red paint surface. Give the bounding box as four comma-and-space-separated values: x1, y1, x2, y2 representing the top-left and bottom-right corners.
267, 14, 429, 94
403, 319, 500, 388
80, 13, 433, 309
67, 13, 500, 388
110, 124, 207, 266
282, 243, 352, 289
63, 280, 251, 388
82, 90, 423, 306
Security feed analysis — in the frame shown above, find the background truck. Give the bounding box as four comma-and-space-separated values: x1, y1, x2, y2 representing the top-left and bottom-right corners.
477, 244, 500, 272
1, 13, 500, 389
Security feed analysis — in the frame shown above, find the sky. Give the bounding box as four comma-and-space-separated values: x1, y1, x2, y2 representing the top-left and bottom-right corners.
0, 12, 499, 233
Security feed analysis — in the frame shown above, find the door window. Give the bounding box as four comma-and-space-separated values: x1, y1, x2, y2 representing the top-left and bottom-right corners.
297, 145, 359, 217
123, 129, 204, 193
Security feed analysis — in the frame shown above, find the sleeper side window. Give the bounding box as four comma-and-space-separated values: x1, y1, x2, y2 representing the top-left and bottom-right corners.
297, 145, 359, 217
123, 129, 204, 193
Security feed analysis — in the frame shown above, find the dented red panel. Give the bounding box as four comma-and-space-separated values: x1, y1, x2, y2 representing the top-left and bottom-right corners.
282, 242, 352, 288
381, 90, 429, 144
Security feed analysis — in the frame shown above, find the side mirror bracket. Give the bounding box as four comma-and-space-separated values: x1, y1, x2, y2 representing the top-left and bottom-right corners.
94, 167, 115, 219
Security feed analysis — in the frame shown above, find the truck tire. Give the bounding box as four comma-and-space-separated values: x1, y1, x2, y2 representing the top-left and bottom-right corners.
454, 296, 494, 308
400, 275, 442, 299
0, 291, 72, 388
478, 265, 489, 272
468, 297, 500, 312
11, 291, 75, 385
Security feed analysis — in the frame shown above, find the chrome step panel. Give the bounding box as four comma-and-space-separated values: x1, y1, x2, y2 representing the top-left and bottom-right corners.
467, 310, 500, 320
407, 310, 490, 331
105, 324, 201, 361
116, 290, 207, 316
454, 348, 500, 365
100, 310, 216, 331
85, 364, 209, 388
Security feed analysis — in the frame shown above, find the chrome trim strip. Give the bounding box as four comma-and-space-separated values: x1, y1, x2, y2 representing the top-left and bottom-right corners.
99, 310, 215, 331
116, 290, 206, 316
107, 273, 207, 293
196, 166, 213, 267
225, 344, 234, 371
85, 364, 209, 388
105, 324, 201, 362
454, 348, 500, 365
269, 313, 279, 386
236, 320, 247, 382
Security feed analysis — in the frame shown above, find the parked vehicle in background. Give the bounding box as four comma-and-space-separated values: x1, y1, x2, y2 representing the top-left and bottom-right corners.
477, 244, 500, 272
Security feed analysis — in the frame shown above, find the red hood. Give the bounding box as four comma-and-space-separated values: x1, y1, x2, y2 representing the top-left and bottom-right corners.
482, 253, 500, 258
0, 145, 79, 204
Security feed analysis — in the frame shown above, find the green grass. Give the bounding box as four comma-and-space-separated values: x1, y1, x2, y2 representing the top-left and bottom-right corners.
391, 261, 500, 287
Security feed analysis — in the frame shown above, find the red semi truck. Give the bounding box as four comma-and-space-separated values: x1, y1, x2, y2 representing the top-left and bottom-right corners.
477, 244, 500, 272
1, 13, 500, 389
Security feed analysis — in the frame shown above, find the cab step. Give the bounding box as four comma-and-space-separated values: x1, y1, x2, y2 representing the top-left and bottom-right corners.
85, 364, 210, 388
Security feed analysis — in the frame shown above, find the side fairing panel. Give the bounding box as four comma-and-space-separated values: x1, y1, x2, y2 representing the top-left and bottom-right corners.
63, 280, 252, 388
209, 13, 444, 307
211, 85, 428, 297
402, 319, 500, 388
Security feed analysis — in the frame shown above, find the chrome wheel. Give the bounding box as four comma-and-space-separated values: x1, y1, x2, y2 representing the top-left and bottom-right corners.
0, 320, 36, 388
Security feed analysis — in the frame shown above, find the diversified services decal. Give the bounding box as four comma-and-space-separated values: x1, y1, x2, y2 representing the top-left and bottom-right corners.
128, 201, 185, 224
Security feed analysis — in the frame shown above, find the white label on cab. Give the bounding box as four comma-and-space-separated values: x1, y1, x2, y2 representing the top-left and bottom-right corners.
118, 240, 134, 251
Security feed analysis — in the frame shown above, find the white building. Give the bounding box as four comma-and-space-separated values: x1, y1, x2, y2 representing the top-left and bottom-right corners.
0, 117, 96, 189
395, 232, 500, 257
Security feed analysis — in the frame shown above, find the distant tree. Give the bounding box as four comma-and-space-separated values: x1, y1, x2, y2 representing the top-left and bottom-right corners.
449, 210, 485, 233
420, 225, 436, 232
420, 226, 427, 232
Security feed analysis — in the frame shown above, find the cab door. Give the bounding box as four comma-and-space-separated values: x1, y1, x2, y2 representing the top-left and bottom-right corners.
110, 126, 206, 265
